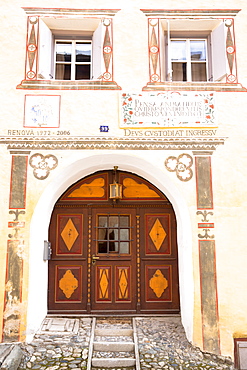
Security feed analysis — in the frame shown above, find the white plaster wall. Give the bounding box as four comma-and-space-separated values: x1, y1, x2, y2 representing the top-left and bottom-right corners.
27, 151, 194, 342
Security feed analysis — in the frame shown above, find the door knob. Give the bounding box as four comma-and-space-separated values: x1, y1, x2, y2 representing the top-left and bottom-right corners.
92, 254, 99, 265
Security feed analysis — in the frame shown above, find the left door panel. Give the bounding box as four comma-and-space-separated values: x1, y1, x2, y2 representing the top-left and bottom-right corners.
48, 209, 88, 313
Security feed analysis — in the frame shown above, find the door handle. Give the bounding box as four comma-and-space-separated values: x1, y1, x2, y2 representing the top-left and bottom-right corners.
92, 254, 99, 265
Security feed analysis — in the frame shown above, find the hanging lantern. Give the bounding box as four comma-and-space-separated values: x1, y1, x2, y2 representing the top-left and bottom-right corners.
109, 166, 122, 201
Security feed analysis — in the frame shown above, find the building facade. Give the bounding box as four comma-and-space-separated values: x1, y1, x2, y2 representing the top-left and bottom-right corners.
1, 0, 247, 366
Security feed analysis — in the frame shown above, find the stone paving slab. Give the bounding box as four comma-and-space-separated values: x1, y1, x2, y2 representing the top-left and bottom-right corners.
17, 316, 236, 370
38, 318, 79, 335
0, 344, 23, 370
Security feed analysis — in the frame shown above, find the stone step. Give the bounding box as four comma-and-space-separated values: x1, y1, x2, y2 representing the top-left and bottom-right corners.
94, 328, 133, 336
93, 341, 134, 351
92, 357, 136, 368
94, 335, 133, 342
92, 367, 135, 370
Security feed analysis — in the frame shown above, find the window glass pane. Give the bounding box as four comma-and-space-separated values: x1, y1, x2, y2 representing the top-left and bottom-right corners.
171, 41, 186, 61
98, 228, 107, 240
120, 216, 129, 227
109, 241, 118, 252
76, 65, 91, 80
55, 64, 71, 80
98, 217, 107, 227
76, 42, 91, 62
56, 42, 72, 62
119, 242, 129, 254
120, 229, 129, 240
190, 40, 206, 61
98, 241, 107, 253
108, 229, 118, 240
191, 63, 207, 81
172, 62, 187, 81
109, 217, 118, 228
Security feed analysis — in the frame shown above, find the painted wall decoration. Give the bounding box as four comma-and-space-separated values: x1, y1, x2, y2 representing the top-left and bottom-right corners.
29, 153, 58, 179
9, 156, 28, 209
195, 156, 219, 354
3, 154, 28, 342
195, 157, 213, 209
24, 95, 60, 128
197, 210, 215, 239
165, 154, 193, 181
120, 92, 216, 128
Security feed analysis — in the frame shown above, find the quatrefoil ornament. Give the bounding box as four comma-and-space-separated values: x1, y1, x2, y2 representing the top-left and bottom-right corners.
165, 154, 193, 182
29, 153, 58, 180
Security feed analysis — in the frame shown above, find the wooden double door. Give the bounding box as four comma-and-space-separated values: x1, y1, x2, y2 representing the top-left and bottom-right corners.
48, 171, 180, 314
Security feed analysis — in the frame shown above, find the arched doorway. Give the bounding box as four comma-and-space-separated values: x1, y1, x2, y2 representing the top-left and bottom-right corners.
48, 169, 180, 314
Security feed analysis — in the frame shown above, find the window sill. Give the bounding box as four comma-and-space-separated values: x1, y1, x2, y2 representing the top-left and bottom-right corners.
17, 79, 121, 90
142, 82, 247, 92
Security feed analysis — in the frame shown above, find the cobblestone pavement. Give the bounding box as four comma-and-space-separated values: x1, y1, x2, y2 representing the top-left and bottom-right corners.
18, 317, 236, 370
136, 317, 234, 370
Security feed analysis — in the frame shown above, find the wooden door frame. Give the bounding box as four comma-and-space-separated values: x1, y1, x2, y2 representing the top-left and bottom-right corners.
48, 169, 180, 315
27, 155, 194, 344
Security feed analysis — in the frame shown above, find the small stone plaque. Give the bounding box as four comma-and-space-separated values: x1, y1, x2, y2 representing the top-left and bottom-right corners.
39, 318, 79, 334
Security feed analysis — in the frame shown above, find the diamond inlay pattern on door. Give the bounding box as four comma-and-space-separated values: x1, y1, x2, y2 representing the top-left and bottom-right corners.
149, 218, 167, 251
146, 214, 171, 255
57, 214, 82, 255
116, 267, 130, 301
97, 267, 111, 301
61, 218, 79, 251
118, 268, 128, 299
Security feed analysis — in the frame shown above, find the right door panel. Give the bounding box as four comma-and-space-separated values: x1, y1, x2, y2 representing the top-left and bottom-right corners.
139, 208, 180, 313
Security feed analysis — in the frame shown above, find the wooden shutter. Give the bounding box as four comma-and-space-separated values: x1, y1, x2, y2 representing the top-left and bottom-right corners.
92, 21, 104, 80
165, 20, 172, 82
38, 19, 53, 79
159, 20, 166, 81
211, 21, 227, 82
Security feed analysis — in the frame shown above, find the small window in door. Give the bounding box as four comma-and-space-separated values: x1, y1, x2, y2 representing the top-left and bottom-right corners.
97, 215, 131, 254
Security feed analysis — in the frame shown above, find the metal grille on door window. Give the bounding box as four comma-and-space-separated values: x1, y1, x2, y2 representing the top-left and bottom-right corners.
97, 215, 131, 254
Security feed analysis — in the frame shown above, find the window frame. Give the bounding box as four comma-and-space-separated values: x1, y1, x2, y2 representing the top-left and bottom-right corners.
54, 39, 92, 81
96, 214, 131, 255
163, 20, 222, 84
170, 37, 209, 82
142, 9, 245, 92
19, 8, 121, 90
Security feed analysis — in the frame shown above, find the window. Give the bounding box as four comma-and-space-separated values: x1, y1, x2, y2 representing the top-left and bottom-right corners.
55, 40, 92, 80
163, 19, 228, 83
38, 17, 102, 81
171, 39, 207, 82
97, 215, 131, 254
20, 9, 121, 89
143, 10, 241, 90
